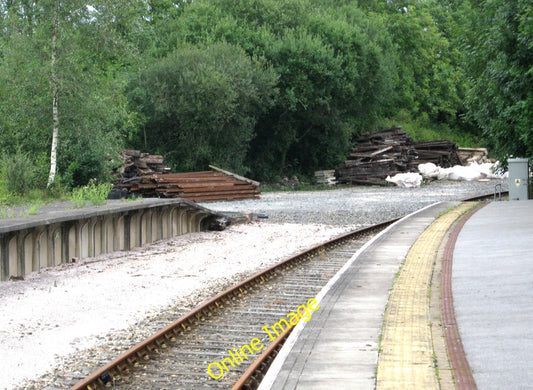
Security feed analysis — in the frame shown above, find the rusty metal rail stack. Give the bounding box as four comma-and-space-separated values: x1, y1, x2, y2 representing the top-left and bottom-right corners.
113, 150, 261, 202
118, 169, 260, 202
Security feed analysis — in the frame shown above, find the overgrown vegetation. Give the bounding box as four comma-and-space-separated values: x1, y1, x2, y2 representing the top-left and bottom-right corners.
70, 181, 113, 208
1, 151, 36, 196
0, 0, 531, 198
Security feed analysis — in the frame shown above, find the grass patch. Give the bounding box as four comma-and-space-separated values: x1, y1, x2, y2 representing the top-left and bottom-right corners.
403, 121, 479, 147
0, 207, 14, 219
0, 177, 114, 217
70, 181, 113, 208
0, 179, 70, 207
120, 194, 142, 202
437, 206, 456, 219
377, 111, 483, 148
22, 204, 40, 216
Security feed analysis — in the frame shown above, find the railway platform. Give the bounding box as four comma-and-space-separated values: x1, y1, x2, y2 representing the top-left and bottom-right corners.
259, 199, 533, 390
453, 200, 533, 389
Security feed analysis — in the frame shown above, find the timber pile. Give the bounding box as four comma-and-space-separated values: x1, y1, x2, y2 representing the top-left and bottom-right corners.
116, 168, 260, 202
457, 147, 492, 165
116, 149, 171, 179
314, 170, 337, 186
338, 127, 465, 185
412, 140, 461, 168
338, 126, 418, 185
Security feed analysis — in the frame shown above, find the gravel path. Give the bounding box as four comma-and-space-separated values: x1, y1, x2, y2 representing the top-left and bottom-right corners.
0, 180, 506, 389
202, 180, 507, 226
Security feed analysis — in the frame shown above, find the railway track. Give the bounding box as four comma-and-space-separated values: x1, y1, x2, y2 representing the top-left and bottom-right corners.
47, 191, 502, 390
69, 220, 395, 390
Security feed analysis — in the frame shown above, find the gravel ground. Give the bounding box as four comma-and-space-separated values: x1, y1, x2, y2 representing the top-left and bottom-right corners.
0, 179, 507, 389
202, 179, 508, 226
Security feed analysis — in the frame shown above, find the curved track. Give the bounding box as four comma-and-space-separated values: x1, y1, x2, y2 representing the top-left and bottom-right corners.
70, 220, 393, 390
70, 192, 503, 390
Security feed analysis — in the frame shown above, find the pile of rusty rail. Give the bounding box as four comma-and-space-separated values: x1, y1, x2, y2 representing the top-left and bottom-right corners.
338, 126, 419, 185
413, 140, 461, 168
117, 166, 260, 202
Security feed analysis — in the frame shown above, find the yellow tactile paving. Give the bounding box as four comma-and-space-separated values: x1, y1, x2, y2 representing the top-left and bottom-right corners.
376, 202, 474, 390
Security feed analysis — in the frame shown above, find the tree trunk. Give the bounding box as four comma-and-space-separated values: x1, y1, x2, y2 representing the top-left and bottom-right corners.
47, 6, 59, 188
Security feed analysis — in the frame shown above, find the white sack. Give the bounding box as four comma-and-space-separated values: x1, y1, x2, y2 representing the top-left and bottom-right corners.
386, 172, 423, 188
418, 162, 440, 179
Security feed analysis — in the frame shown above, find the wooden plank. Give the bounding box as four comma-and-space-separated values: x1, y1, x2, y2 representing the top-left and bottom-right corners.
370, 145, 394, 157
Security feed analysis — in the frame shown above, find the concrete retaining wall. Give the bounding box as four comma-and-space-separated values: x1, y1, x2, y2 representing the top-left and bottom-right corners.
0, 199, 219, 281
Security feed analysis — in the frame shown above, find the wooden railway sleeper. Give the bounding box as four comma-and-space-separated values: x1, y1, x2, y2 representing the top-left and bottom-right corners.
206, 307, 215, 317
116, 361, 129, 373
126, 356, 137, 367
136, 349, 149, 360
145, 344, 156, 354
154, 338, 166, 349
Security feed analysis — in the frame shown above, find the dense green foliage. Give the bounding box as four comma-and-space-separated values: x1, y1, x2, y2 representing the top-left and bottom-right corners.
0, 0, 531, 191
0, 151, 36, 195
462, 0, 533, 159
159, 0, 400, 179
128, 43, 278, 173
0, 0, 139, 188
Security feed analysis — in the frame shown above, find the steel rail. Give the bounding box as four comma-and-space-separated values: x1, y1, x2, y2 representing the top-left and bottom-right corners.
230, 328, 294, 390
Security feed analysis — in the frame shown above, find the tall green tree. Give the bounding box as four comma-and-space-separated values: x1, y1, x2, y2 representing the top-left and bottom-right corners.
0, 0, 141, 188
462, 0, 533, 159
360, 0, 462, 123
128, 43, 278, 173
161, 0, 396, 180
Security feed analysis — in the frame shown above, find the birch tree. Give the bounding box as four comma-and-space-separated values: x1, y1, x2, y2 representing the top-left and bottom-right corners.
48, 1, 59, 187
0, 0, 140, 188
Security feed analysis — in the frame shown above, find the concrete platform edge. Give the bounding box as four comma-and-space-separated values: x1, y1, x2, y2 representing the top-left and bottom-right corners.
258, 201, 447, 390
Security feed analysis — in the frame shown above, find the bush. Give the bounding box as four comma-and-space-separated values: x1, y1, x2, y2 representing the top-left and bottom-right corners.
71, 180, 113, 208
0, 152, 36, 195
128, 42, 278, 174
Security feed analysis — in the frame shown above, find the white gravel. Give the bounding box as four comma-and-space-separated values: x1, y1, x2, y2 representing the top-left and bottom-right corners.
202, 180, 507, 226
0, 222, 351, 390
0, 180, 507, 389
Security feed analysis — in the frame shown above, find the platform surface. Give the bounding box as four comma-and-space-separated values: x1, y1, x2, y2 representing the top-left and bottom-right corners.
0, 198, 217, 233
259, 201, 459, 390
453, 200, 533, 389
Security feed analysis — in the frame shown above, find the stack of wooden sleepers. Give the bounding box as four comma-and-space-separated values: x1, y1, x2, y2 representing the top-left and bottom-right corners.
456, 147, 491, 165
412, 140, 461, 169
314, 170, 337, 186
116, 149, 171, 179
116, 166, 260, 202
337, 126, 419, 185
338, 127, 465, 185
